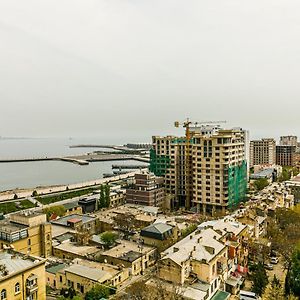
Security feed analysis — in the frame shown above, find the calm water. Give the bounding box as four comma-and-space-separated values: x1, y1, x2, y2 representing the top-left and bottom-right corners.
0, 138, 148, 191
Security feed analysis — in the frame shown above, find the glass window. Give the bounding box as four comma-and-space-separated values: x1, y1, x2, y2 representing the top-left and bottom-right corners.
1, 289, 6, 300
15, 283, 20, 294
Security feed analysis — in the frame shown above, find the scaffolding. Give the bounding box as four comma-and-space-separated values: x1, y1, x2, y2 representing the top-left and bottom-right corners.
227, 160, 248, 208
149, 149, 171, 177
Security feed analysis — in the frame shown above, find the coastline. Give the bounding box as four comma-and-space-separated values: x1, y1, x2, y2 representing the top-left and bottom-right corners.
0, 168, 147, 202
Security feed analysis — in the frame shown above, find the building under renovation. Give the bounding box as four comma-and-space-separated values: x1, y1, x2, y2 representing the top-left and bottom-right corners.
150, 123, 248, 214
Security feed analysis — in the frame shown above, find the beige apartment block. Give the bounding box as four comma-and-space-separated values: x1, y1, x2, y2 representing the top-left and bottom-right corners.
151, 126, 248, 214
250, 138, 276, 167
0, 250, 46, 300
0, 211, 52, 258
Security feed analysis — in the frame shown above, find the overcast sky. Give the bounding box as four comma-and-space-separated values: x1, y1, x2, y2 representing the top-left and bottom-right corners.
0, 0, 299, 142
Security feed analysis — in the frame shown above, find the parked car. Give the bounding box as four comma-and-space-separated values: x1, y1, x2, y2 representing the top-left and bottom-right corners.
240, 290, 261, 300
270, 257, 279, 264
264, 263, 274, 270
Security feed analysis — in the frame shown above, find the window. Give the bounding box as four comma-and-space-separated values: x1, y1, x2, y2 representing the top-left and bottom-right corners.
59, 275, 63, 283
15, 283, 20, 294
1, 289, 6, 300
27, 239, 31, 246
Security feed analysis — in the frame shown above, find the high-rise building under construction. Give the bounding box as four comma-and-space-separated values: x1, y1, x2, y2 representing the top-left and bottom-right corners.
150, 125, 248, 214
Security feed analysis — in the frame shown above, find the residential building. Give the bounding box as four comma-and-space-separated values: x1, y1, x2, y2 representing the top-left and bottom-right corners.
158, 227, 228, 299
126, 172, 165, 207
46, 258, 129, 294
63, 201, 83, 215
0, 211, 52, 258
151, 126, 248, 214
51, 214, 98, 235
280, 135, 298, 147
99, 240, 156, 276
250, 138, 276, 167
0, 249, 46, 300
140, 222, 178, 249
276, 145, 296, 167
52, 240, 100, 260
78, 196, 97, 213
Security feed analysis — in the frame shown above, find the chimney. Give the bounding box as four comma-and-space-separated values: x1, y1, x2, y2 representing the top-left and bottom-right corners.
173, 247, 179, 253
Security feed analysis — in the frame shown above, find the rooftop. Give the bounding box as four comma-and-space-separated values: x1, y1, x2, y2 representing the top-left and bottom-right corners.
51, 214, 96, 227
46, 263, 66, 275
65, 264, 112, 283
0, 251, 44, 279
161, 228, 225, 265
53, 241, 100, 257
102, 240, 154, 261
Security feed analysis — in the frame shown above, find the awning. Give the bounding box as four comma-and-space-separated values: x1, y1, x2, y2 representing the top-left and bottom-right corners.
211, 290, 231, 300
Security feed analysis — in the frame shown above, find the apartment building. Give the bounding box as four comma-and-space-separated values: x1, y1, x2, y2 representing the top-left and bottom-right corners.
151, 126, 248, 214
250, 138, 276, 167
158, 227, 228, 299
0, 211, 52, 258
0, 249, 46, 300
276, 145, 296, 167
126, 172, 165, 207
280, 135, 298, 147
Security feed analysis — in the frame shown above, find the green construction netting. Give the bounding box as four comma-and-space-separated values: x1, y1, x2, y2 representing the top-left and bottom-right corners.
149, 148, 171, 177
227, 160, 247, 208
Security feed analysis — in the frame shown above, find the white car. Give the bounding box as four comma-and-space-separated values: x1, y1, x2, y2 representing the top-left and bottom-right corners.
270, 257, 279, 264
240, 290, 261, 300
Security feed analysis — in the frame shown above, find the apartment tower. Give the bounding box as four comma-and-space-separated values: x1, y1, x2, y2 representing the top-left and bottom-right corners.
150, 125, 247, 214
250, 138, 276, 167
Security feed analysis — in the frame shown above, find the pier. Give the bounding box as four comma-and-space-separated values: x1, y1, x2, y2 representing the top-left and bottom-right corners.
112, 164, 147, 169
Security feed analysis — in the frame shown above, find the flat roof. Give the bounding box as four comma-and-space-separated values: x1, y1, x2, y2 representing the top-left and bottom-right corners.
54, 241, 100, 257
0, 220, 27, 234
0, 251, 43, 279
46, 263, 66, 275
51, 214, 96, 227
65, 264, 112, 282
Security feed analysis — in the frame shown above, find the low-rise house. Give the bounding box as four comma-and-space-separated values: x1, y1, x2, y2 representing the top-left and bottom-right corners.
51, 214, 98, 235
53, 240, 100, 260
46, 258, 129, 295
63, 201, 83, 215
140, 222, 178, 249
98, 240, 156, 276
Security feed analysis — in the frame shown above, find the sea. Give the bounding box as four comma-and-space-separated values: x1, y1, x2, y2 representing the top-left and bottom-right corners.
0, 137, 148, 192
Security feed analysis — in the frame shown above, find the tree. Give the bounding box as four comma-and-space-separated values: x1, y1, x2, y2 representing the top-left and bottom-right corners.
99, 185, 106, 209
262, 276, 284, 300
43, 205, 66, 220
113, 212, 141, 235
100, 231, 118, 249
84, 284, 110, 300
253, 178, 269, 191
250, 263, 269, 296
285, 250, 300, 297
104, 185, 110, 208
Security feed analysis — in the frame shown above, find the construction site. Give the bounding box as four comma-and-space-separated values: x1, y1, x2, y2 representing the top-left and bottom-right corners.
150, 120, 248, 215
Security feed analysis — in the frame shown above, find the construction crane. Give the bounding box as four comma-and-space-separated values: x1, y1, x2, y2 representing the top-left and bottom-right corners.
174, 119, 226, 210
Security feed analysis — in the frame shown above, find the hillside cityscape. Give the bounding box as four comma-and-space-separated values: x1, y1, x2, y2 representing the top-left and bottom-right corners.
0, 123, 299, 300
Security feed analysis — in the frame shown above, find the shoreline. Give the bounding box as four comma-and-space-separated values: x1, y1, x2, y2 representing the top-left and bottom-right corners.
0, 168, 147, 202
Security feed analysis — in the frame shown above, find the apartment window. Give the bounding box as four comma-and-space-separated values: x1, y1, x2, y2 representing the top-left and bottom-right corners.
27, 239, 31, 245
59, 275, 63, 283
1, 289, 6, 300
15, 283, 20, 294
77, 283, 81, 290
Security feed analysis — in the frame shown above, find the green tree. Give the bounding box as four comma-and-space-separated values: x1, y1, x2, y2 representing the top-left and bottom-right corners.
285, 250, 300, 297
84, 284, 110, 300
99, 185, 106, 209
253, 178, 269, 191
104, 185, 110, 208
251, 263, 269, 296
43, 205, 66, 220
100, 231, 118, 249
